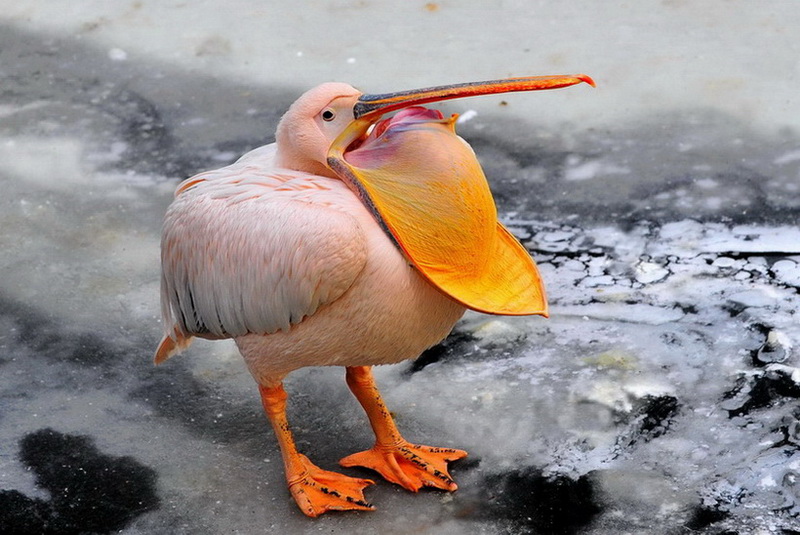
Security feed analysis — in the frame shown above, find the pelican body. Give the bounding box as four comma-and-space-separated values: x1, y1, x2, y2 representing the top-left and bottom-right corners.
155, 75, 594, 516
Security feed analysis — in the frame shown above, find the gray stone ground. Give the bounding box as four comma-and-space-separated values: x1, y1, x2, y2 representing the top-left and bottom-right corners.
2, 4, 800, 534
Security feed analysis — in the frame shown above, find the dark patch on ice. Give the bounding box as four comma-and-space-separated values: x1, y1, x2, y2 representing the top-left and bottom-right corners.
722, 301, 748, 318
0, 295, 115, 370
407, 331, 477, 374
463, 467, 601, 534
636, 395, 679, 439
613, 395, 680, 456
94, 87, 188, 176
676, 303, 699, 316
0, 428, 159, 534
684, 505, 730, 531
722, 372, 800, 418
0, 490, 52, 535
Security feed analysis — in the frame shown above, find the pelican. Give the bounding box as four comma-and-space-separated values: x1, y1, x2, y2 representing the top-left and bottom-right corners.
155, 74, 594, 517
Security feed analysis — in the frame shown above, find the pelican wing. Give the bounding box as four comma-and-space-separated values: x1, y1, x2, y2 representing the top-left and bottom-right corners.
158, 157, 368, 357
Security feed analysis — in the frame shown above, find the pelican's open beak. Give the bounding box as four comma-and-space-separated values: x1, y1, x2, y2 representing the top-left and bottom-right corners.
327, 75, 594, 316
329, 74, 595, 154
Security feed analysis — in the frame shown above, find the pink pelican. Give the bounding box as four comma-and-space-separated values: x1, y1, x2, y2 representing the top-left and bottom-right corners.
155, 74, 594, 517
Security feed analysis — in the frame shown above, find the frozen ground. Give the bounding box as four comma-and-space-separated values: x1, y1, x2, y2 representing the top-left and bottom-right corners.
2, 2, 800, 534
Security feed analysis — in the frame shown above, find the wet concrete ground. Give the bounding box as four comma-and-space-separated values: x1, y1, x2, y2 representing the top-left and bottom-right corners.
2, 3, 800, 534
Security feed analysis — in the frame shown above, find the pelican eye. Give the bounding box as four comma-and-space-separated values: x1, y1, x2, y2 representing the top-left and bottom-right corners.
321, 109, 336, 122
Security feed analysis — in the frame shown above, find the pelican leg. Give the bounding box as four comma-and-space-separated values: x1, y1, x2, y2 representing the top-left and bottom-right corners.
258, 383, 375, 517
339, 366, 467, 492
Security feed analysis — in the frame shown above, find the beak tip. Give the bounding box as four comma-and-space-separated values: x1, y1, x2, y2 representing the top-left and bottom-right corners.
578, 74, 597, 88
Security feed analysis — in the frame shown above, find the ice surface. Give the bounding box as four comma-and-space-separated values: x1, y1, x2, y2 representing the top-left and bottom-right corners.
2, 2, 800, 534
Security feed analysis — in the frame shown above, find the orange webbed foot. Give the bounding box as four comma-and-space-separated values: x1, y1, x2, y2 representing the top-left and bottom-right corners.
288, 454, 376, 517
339, 441, 467, 492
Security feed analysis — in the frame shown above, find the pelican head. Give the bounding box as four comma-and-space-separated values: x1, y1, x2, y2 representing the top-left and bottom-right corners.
274, 82, 362, 177
275, 75, 595, 177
